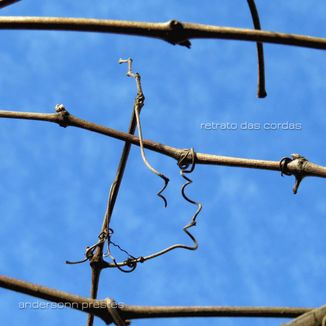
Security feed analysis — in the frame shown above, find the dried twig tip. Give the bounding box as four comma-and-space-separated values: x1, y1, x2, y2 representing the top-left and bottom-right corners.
119, 58, 135, 78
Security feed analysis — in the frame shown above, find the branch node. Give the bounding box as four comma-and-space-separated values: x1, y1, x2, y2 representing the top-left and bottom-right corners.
280, 154, 308, 194
55, 104, 70, 128
166, 19, 191, 48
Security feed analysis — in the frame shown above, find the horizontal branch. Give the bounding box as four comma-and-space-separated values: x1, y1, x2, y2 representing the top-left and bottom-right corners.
0, 274, 313, 322
0, 16, 325, 50
1, 109, 326, 183
122, 305, 312, 320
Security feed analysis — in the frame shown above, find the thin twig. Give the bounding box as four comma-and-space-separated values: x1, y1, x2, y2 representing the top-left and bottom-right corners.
1, 109, 326, 179
247, 0, 267, 98
0, 274, 315, 322
0, 17, 325, 50
119, 58, 169, 207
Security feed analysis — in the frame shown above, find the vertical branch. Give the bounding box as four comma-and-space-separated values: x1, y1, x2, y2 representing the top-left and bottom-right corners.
86, 268, 102, 326
86, 58, 143, 326
247, 0, 267, 98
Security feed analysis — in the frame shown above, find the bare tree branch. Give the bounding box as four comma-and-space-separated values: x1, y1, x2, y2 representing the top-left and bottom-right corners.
0, 274, 314, 323
0, 274, 111, 324
1, 109, 326, 182
247, 0, 267, 98
122, 305, 312, 320
86, 59, 143, 326
0, 16, 325, 50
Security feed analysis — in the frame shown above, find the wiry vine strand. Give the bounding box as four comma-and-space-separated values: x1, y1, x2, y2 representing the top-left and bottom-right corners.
178, 148, 203, 251
120, 58, 170, 208
65, 62, 203, 271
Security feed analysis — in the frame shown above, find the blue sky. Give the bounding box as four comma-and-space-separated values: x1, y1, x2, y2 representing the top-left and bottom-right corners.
0, 1, 325, 325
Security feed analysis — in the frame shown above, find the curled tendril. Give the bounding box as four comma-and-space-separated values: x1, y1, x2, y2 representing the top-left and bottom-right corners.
120, 58, 169, 207
103, 228, 142, 273
178, 148, 202, 244
280, 157, 293, 176
134, 99, 170, 207
65, 230, 109, 265
100, 148, 203, 270
112, 258, 138, 273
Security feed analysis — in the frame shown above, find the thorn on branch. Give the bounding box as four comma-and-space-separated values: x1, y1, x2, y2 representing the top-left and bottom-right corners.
280, 154, 308, 194
165, 20, 192, 48
55, 104, 70, 128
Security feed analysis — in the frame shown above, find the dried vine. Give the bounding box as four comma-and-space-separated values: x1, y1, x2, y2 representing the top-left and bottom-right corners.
0, 3, 325, 326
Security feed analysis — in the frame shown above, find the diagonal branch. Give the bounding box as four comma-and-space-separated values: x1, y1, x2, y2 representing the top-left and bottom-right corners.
0, 0, 20, 9
0, 17, 325, 50
1, 109, 326, 182
0, 274, 315, 322
86, 60, 143, 326
0, 274, 112, 324
283, 305, 326, 326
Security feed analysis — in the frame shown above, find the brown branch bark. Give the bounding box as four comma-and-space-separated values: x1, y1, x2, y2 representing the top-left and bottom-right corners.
0, 16, 325, 50
87, 72, 142, 325
0, 274, 314, 323
0, 110, 326, 178
283, 305, 326, 326
1, 109, 326, 182
122, 305, 312, 320
247, 0, 267, 98
0, 274, 111, 324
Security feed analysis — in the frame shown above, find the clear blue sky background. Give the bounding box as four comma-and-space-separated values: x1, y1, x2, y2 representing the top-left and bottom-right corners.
0, 1, 325, 325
